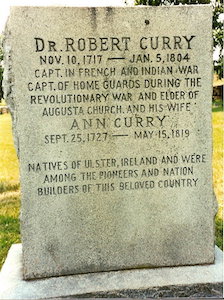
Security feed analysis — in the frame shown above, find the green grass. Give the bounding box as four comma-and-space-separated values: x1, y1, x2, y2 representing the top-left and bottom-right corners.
215, 216, 223, 250
212, 106, 223, 113
0, 190, 20, 267
212, 104, 223, 249
0, 110, 223, 269
212, 109, 223, 219
0, 182, 20, 193
0, 113, 20, 267
0, 114, 19, 184
212, 98, 223, 112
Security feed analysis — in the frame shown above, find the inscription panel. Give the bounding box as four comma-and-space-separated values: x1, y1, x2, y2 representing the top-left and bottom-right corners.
6, 6, 215, 279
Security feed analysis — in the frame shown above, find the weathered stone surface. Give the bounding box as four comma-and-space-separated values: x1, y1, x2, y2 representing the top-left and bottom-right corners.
0, 244, 223, 299
4, 6, 216, 280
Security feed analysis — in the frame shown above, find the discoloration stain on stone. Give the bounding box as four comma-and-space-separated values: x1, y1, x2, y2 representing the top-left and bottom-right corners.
3, 22, 20, 158
88, 7, 97, 31
105, 7, 115, 24
106, 7, 114, 17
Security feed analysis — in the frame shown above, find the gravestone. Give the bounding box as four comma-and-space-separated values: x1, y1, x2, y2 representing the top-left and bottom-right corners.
4, 5, 217, 281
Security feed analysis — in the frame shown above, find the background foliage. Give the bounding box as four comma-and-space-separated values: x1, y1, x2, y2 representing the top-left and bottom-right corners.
0, 45, 3, 101
135, 0, 223, 79
213, 2, 224, 78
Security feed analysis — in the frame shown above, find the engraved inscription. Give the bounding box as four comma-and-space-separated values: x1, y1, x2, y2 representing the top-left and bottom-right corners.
22, 27, 208, 197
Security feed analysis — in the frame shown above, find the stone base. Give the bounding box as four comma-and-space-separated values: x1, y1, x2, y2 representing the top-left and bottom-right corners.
0, 244, 223, 299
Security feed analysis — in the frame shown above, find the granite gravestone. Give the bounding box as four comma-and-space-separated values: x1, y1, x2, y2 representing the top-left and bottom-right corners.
4, 6, 216, 280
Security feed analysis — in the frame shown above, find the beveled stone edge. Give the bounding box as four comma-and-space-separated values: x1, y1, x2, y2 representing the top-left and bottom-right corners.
0, 244, 222, 299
